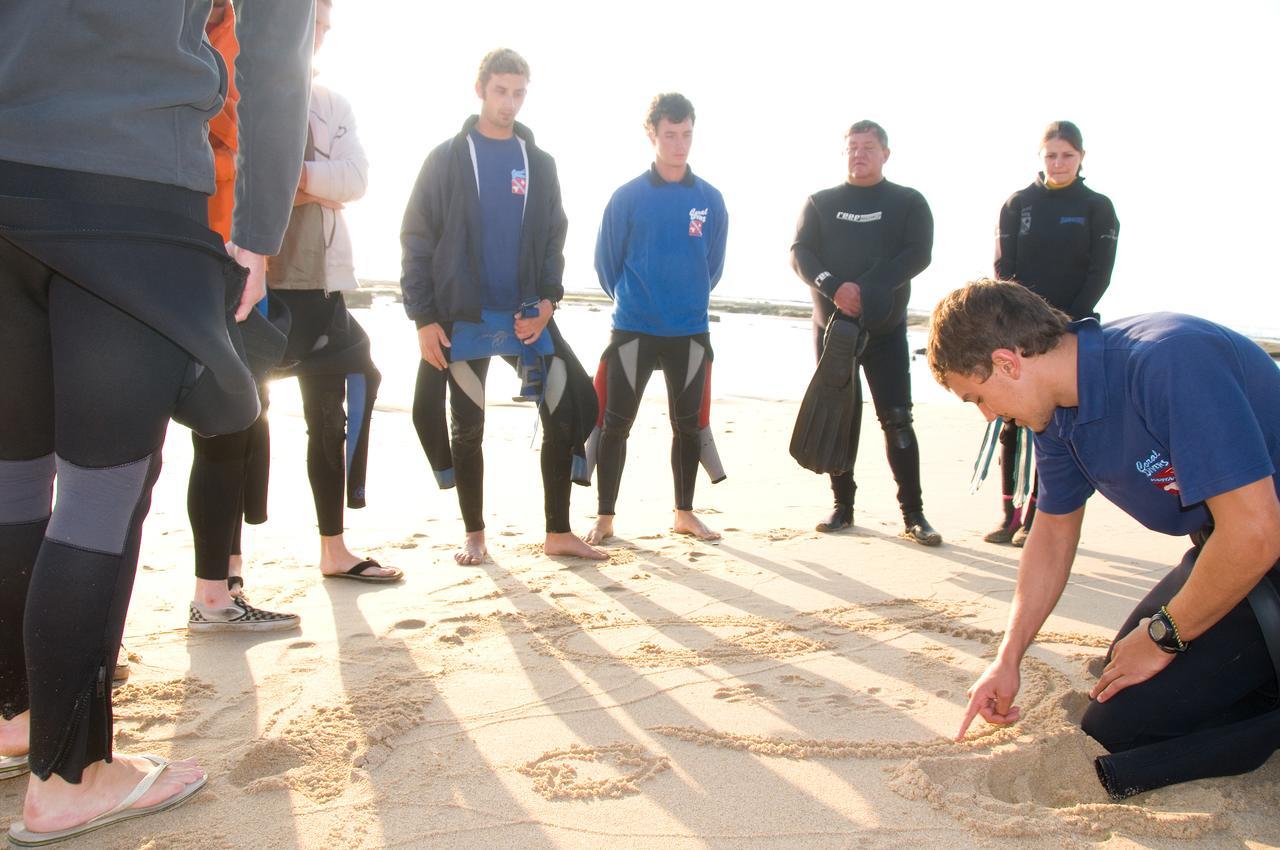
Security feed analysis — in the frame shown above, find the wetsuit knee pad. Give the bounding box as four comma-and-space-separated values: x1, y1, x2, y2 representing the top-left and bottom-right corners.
0, 455, 55, 523
45, 454, 154, 556
450, 420, 485, 450
880, 406, 916, 451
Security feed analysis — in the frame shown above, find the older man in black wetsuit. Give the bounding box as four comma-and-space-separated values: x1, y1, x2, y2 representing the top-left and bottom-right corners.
790, 120, 941, 545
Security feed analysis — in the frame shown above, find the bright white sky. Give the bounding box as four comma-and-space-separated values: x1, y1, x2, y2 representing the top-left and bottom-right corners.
318, 0, 1280, 336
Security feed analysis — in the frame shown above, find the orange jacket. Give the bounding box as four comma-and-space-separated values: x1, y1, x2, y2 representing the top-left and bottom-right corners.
206, 3, 240, 242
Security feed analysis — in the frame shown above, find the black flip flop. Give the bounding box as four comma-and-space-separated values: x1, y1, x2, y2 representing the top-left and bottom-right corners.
323, 559, 403, 583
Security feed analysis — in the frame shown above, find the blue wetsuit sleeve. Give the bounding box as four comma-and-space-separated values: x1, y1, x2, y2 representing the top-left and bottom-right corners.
1067, 195, 1119, 320
1034, 427, 1095, 515
1131, 334, 1275, 507
594, 189, 628, 300
707, 191, 728, 290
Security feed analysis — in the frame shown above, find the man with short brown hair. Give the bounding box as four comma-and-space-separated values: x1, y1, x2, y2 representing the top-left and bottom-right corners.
931, 278, 1280, 799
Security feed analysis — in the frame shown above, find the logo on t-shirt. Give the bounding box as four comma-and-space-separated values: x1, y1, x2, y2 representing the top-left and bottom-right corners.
689, 207, 708, 237
511, 169, 527, 195
836, 211, 882, 223
1136, 450, 1179, 494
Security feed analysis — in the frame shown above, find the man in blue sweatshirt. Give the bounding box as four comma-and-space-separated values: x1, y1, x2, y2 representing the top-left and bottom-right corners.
585, 93, 729, 544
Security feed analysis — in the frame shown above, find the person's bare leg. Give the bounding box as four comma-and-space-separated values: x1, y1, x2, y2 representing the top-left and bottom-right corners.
584, 515, 614, 545
455, 530, 487, 565
673, 509, 720, 541
318, 533, 396, 577
545, 532, 608, 560
0, 711, 29, 757
19, 755, 204, 834
193, 577, 235, 609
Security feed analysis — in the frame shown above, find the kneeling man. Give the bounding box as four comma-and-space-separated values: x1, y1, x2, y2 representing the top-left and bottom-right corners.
930, 279, 1280, 799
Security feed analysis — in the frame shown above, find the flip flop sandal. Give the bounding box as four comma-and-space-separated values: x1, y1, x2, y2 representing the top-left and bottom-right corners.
322, 559, 403, 583
7, 753, 206, 847
0, 754, 29, 781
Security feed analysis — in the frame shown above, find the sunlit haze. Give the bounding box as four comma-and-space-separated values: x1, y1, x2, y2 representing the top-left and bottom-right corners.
316, 0, 1280, 336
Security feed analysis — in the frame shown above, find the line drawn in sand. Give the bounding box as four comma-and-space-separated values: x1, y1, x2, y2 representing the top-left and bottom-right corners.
537, 614, 828, 669
519, 742, 671, 800
648, 598, 1229, 840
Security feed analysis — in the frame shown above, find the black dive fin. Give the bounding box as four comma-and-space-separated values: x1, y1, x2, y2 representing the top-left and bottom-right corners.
790, 316, 867, 474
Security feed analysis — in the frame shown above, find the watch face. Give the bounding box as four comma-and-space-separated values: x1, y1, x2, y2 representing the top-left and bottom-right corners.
1149, 619, 1169, 642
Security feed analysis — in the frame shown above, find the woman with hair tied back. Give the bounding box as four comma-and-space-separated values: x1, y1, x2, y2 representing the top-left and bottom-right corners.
985, 120, 1120, 546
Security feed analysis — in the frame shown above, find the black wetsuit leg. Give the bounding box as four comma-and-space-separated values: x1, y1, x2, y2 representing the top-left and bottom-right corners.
298, 373, 347, 536
655, 335, 711, 512
596, 332, 658, 517
446, 356, 491, 533
413, 360, 453, 486
1082, 547, 1280, 798
860, 323, 923, 516
444, 353, 575, 533
0, 237, 189, 782
189, 427, 251, 581
597, 332, 710, 515
274, 290, 365, 537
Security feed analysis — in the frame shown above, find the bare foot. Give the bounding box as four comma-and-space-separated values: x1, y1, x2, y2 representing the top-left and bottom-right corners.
318, 533, 399, 578
0, 710, 29, 757
673, 509, 721, 541
584, 515, 614, 545
21, 754, 205, 834
544, 532, 608, 561
454, 531, 487, 565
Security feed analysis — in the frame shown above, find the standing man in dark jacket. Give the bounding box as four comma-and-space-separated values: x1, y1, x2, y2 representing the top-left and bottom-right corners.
400, 48, 606, 565
790, 120, 942, 546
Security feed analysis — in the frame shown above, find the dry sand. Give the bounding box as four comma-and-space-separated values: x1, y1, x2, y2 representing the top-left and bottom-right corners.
4, 303, 1276, 849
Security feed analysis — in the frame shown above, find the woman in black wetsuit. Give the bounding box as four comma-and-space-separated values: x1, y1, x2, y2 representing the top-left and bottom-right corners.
986, 120, 1119, 545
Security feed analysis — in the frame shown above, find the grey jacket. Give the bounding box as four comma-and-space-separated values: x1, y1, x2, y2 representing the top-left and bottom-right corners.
0, 0, 313, 255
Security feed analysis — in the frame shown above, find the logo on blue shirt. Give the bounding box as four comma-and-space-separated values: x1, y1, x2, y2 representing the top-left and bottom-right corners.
511, 169, 527, 195
1136, 450, 1180, 494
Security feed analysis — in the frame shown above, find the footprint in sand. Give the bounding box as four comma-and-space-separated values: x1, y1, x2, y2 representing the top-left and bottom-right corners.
229, 670, 433, 803
288, 641, 316, 650
518, 742, 671, 801
393, 619, 427, 631
712, 683, 770, 704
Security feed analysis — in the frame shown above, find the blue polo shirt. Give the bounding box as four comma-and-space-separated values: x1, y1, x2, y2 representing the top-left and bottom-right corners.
1035, 314, 1280, 535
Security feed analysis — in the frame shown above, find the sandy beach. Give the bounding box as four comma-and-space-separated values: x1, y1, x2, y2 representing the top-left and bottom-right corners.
6, 301, 1277, 849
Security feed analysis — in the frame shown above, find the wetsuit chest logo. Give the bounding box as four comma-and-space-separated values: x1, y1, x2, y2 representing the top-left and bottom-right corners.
1059, 216, 1086, 225
511, 169, 527, 195
1019, 207, 1032, 235
836, 211, 882, 223
1136, 450, 1179, 494
689, 207, 708, 237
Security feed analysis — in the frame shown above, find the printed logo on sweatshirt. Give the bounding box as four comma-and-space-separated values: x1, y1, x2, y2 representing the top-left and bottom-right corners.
836, 211, 882, 223
1136, 449, 1179, 494
511, 169, 527, 195
1059, 216, 1086, 226
1019, 206, 1032, 236
689, 207, 708, 237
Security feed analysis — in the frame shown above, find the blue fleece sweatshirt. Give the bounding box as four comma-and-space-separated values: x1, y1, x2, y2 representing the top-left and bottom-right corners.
594, 164, 728, 336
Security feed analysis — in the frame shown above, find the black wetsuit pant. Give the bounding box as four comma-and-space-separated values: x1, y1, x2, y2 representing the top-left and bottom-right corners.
596, 331, 710, 515
188, 410, 269, 580
416, 353, 574, 534
274, 290, 369, 537
1082, 546, 1280, 798
813, 320, 923, 516
0, 211, 196, 781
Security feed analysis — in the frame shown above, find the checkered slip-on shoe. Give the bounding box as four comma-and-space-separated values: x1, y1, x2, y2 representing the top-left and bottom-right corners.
188, 598, 300, 632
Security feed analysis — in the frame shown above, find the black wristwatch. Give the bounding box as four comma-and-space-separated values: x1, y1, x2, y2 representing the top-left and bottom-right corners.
1147, 606, 1188, 653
